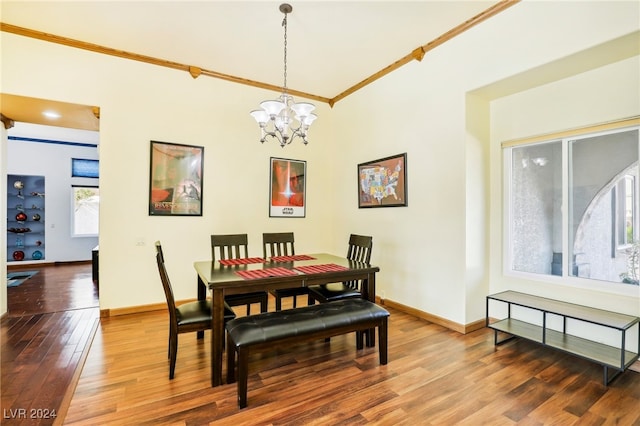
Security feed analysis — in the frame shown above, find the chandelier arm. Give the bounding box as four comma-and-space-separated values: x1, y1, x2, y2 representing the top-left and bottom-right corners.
263, 130, 285, 147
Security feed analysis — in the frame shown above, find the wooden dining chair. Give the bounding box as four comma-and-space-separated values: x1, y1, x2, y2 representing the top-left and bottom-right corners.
307, 234, 373, 304
263, 232, 308, 310
210, 234, 269, 315
155, 241, 236, 379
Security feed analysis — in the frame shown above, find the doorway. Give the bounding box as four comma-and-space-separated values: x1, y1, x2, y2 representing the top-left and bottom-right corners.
2, 94, 100, 313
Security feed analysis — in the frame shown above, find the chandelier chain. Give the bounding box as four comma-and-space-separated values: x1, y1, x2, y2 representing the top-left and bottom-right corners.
282, 13, 288, 94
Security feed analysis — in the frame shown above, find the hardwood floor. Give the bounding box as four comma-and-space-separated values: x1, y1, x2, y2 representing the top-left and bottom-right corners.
3, 264, 639, 425
67, 304, 638, 424
1, 263, 99, 426
5, 264, 98, 316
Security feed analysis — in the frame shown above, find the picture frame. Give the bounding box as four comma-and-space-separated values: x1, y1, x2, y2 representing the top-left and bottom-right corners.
149, 140, 204, 216
358, 152, 407, 208
269, 157, 306, 218
71, 158, 99, 178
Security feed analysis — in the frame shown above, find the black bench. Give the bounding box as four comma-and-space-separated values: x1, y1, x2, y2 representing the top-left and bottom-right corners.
225, 298, 390, 408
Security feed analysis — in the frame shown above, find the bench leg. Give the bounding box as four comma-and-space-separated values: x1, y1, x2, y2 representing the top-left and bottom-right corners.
238, 348, 249, 408
366, 328, 375, 347
356, 331, 364, 350
354, 325, 376, 349
379, 318, 388, 365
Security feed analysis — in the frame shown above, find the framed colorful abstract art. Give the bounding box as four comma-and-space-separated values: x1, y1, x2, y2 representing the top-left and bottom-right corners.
149, 140, 204, 216
269, 157, 306, 218
358, 153, 407, 208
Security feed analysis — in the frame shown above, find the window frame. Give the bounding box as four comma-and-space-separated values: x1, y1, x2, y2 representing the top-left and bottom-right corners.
614, 174, 637, 251
71, 185, 99, 238
502, 118, 640, 296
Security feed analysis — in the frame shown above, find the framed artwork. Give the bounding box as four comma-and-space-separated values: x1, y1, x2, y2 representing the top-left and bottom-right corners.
358, 152, 407, 208
149, 140, 204, 216
269, 157, 306, 217
71, 158, 99, 178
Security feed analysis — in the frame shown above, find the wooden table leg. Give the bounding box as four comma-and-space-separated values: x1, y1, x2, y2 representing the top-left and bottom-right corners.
211, 288, 224, 387
198, 274, 206, 301
197, 275, 206, 339
366, 272, 376, 347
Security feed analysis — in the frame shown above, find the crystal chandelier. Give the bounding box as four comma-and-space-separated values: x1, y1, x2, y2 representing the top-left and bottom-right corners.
250, 3, 317, 147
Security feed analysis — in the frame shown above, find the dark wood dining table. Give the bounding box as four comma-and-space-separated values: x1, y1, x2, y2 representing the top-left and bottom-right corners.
194, 252, 380, 387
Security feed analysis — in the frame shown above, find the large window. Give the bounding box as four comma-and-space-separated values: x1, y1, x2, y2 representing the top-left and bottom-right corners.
72, 186, 99, 237
505, 125, 639, 287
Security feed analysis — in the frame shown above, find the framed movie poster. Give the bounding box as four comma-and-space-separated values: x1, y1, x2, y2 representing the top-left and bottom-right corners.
149, 140, 204, 216
269, 157, 306, 218
358, 152, 407, 208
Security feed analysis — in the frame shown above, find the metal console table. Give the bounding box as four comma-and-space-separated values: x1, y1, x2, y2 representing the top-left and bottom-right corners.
486, 290, 639, 385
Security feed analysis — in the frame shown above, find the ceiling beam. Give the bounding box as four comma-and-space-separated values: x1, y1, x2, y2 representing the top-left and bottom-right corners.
328, 0, 520, 106
1, 113, 15, 130
1, 0, 519, 108
0, 22, 331, 105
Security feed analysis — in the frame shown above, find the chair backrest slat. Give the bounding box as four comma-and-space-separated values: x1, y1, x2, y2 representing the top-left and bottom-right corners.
211, 234, 249, 261
262, 232, 295, 259
347, 234, 373, 263
342, 234, 372, 290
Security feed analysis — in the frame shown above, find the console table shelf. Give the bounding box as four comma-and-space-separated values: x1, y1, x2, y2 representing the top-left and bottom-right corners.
486, 291, 639, 385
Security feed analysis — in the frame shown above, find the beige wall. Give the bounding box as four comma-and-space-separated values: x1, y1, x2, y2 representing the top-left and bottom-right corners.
1, 1, 638, 325
1, 124, 7, 315
329, 0, 640, 325
488, 55, 640, 315
1, 31, 337, 310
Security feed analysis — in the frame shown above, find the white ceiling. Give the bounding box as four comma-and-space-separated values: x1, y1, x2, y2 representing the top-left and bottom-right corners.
3, 1, 512, 143
1, 0, 505, 100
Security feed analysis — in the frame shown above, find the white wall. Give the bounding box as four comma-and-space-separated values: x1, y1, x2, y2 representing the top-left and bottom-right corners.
7, 137, 99, 262
331, 0, 640, 325
489, 56, 640, 315
1, 1, 638, 324
1, 125, 7, 315
0, 29, 335, 311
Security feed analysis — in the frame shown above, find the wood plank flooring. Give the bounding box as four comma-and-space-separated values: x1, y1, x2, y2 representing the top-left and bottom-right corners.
66, 301, 639, 424
3, 264, 639, 425
1, 263, 99, 426
4, 263, 98, 317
